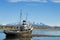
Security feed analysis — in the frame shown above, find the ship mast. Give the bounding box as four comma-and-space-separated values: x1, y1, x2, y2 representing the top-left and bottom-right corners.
26, 13, 28, 21
20, 9, 22, 26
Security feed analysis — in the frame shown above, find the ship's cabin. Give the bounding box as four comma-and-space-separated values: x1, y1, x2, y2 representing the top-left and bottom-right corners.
22, 20, 27, 25
20, 20, 32, 31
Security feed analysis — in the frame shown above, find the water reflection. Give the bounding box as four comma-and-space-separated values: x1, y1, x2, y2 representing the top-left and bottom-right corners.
4, 37, 32, 40
0, 33, 6, 40
1, 30, 60, 40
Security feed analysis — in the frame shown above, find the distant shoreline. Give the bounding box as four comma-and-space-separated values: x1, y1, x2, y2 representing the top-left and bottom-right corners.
0, 26, 60, 30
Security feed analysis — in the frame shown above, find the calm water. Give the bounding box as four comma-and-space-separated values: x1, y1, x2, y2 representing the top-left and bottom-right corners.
0, 30, 60, 40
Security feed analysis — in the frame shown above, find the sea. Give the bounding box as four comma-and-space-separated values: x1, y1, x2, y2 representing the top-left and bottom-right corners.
0, 30, 60, 40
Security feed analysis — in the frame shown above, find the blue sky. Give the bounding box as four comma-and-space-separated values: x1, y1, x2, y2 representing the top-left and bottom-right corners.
0, 0, 60, 26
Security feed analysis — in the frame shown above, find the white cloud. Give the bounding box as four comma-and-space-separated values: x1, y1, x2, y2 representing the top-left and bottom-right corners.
51, 0, 60, 3
7, 0, 19, 2
7, 0, 48, 2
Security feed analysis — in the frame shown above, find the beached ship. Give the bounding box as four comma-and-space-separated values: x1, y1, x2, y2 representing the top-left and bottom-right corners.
4, 20, 33, 37
4, 10, 33, 37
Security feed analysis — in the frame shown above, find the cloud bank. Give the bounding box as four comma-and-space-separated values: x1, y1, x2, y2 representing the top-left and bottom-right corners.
51, 0, 60, 3
7, 0, 60, 3
7, 0, 48, 2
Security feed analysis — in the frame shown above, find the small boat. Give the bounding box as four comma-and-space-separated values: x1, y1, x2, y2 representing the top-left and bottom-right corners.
4, 20, 33, 37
